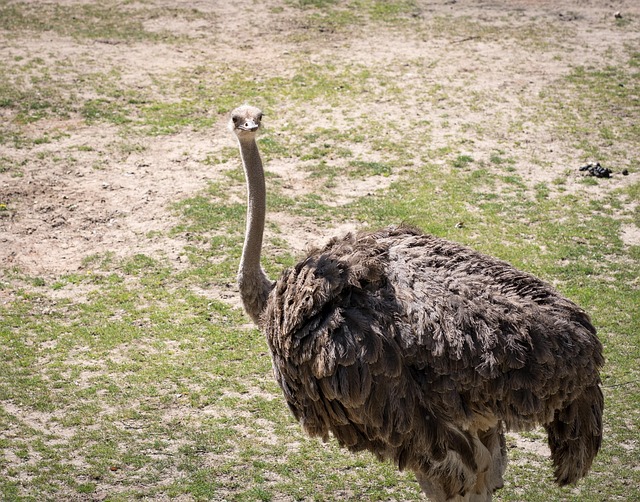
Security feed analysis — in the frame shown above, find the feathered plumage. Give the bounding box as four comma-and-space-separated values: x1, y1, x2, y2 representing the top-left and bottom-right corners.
230, 105, 604, 501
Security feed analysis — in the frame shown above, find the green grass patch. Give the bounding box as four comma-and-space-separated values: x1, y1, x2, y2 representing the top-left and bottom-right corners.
0, 2, 193, 42
536, 58, 640, 166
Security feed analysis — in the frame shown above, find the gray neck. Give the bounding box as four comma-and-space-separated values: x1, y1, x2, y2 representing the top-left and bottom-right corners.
237, 136, 274, 325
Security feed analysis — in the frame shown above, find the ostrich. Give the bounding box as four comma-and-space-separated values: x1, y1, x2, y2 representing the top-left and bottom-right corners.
229, 104, 604, 501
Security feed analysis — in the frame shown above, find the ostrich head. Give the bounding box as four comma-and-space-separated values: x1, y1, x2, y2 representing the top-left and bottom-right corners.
229, 105, 263, 139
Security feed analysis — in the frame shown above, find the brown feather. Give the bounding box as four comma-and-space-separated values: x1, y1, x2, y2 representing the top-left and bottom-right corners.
260, 226, 604, 500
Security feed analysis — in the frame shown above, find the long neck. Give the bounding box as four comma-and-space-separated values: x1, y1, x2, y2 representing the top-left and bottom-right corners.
237, 137, 274, 325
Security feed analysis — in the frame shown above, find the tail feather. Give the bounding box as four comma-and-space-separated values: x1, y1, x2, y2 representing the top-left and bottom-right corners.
545, 385, 604, 485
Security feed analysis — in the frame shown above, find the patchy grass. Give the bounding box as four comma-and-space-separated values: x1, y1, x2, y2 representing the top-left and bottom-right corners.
0, 2, 209, 42
536, 55, 640, 168
1, 0, 639, 501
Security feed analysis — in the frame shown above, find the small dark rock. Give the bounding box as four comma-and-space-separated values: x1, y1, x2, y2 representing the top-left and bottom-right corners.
622, 169, 629, 176
579, 162, 612, 178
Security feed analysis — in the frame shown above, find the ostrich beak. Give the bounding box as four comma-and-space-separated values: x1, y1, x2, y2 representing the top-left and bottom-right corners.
238, 119, 260, 132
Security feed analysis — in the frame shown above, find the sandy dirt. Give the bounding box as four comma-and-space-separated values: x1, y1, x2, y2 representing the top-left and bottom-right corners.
1, 0, 638, 291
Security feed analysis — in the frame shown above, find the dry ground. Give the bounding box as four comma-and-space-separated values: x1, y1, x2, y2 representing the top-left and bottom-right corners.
1, 0, 639, 500
2, 0, 638, 280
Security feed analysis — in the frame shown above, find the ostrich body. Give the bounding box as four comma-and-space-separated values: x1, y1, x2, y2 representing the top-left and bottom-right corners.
230, 105, 604, 501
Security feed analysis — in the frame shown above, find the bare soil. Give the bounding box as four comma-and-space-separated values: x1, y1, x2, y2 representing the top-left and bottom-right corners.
1, 0, 638, 291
